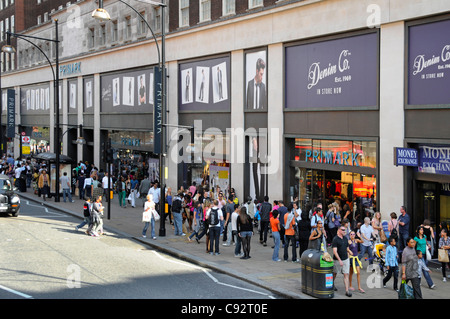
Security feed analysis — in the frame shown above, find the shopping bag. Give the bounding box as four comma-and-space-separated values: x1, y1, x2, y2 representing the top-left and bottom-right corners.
438, 249, 449, 263
152, 209, 160, 221
398, 280, 414, 299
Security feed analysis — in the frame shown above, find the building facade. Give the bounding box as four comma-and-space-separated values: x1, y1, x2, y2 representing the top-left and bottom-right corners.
1, 0, 450, 238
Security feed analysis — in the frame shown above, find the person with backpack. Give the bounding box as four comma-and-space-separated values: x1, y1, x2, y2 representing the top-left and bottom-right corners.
75, 197, 92, 234
206, 199, 224, 255
172, 192, 185, 236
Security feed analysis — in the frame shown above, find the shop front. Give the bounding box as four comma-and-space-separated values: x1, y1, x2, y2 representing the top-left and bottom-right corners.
177, 54, 232, 195
403, 143, 450, 239
404, 16, 450, 239
108, 130, 156, 181
287, 138, 378, 224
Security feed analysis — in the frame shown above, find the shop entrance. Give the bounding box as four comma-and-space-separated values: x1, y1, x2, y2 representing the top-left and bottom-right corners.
415, 182, 450, 236
293, 167, 376, 224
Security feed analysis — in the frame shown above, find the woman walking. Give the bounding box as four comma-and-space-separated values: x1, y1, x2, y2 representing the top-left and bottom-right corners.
237, 206, 253, 260
142, 194, 157, 239
348, 230, 364, 293
439, 228, 450, 282
38, 170, 50, 201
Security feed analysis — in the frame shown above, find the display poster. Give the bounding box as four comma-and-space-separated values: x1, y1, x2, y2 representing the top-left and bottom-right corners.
285, 32, 378, 110
101, 67, 155, 113
179, 55, 230, 112
408, 19, 450, 106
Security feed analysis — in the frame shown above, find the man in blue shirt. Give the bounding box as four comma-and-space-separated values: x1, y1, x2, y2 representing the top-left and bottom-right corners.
383, 237, 399, 291
398, 206, 410, 252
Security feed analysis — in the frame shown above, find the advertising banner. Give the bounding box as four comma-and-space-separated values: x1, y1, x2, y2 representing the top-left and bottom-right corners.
408, 19, 450, 106
179, 55, 230, 112
101, 67, 155, 113
285, 32, 378, 110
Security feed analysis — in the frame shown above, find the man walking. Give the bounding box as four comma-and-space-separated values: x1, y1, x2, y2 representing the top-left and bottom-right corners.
206, 200, 224, 255
333, 226, 352, 297
259, 196, 272, 246
60, 172, 74, 203
398, 206, 410, 252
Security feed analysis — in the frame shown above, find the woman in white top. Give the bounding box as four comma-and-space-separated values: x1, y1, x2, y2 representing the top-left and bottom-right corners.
142, 194, 157, 240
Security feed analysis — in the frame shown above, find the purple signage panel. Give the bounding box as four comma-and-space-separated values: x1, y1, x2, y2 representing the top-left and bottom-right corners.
408, 19, 450, 106
285, 32, 378, 110
418, 145, 450, 176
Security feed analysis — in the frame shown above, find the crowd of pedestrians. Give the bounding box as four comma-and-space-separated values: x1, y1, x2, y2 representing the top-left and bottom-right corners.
7, 153, 447, 299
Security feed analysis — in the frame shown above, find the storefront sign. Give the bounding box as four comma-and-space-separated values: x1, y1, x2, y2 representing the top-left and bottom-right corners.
418, 145, 450, 175
305, 149, 360, 166
6, 89, 15, 138
285, 32, 378, 109
394, 147, 418, 167
408, 19, 450, 106
153, 66, 163, 155
60, 62, 81, 77
21, 136, 31, 155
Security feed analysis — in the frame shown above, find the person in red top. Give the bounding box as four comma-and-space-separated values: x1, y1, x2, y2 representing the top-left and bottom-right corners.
284, 209, 299, 262
271, 210, 281, 261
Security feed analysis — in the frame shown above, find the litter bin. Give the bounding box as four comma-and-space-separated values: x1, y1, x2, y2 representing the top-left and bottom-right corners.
300, 249, 334, 298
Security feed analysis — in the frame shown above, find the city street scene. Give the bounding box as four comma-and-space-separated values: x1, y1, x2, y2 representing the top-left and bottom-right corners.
0, 0, 450, 305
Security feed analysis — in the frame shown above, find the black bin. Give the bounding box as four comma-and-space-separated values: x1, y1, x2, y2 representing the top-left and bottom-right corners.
300, 249, 334, 298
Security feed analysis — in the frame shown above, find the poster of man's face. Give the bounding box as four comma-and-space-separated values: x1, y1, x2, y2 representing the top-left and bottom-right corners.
195, 66, 210, 104
212, 62, 228, 103
113, 77, 120, 106
181, 68, 193, 104
123, 77, 135, 106
245, 50, 267, 110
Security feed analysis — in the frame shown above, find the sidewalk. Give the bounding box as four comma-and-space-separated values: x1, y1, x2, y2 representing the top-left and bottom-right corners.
18, 190, 450, 299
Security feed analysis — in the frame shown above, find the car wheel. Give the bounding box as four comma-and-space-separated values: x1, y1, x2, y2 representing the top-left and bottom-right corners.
11, 210, 19, 217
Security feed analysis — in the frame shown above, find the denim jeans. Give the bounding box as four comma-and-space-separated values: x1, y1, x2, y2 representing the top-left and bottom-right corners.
63, 188, 73, 202
284, 234, 297, 261
209, 226, 221, 254
272, 231, 280, 261
173, 212, 183, 235
77, 216, 91, 229
142, 218, 155, 238
358, 244, 374, 265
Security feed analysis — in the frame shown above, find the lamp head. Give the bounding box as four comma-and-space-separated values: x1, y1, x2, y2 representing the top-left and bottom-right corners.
92, 0, 111, 21
2, 33, 16, 54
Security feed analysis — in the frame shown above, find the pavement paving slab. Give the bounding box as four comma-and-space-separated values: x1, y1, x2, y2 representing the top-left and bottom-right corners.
18, 191, 450, 300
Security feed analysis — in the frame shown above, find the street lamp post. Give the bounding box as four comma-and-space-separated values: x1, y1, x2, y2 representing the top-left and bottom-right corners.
3, 20, 61, 201
93, 0, 167, 236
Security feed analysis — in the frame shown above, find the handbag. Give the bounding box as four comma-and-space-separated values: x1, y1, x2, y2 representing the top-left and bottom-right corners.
379, 229, 387, 243
438, 248, 449, 263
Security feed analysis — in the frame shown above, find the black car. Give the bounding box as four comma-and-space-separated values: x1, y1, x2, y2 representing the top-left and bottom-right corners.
0, 174, 20, 217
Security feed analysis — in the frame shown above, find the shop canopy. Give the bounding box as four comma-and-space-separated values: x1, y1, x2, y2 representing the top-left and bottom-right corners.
32, 152, 73, 163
